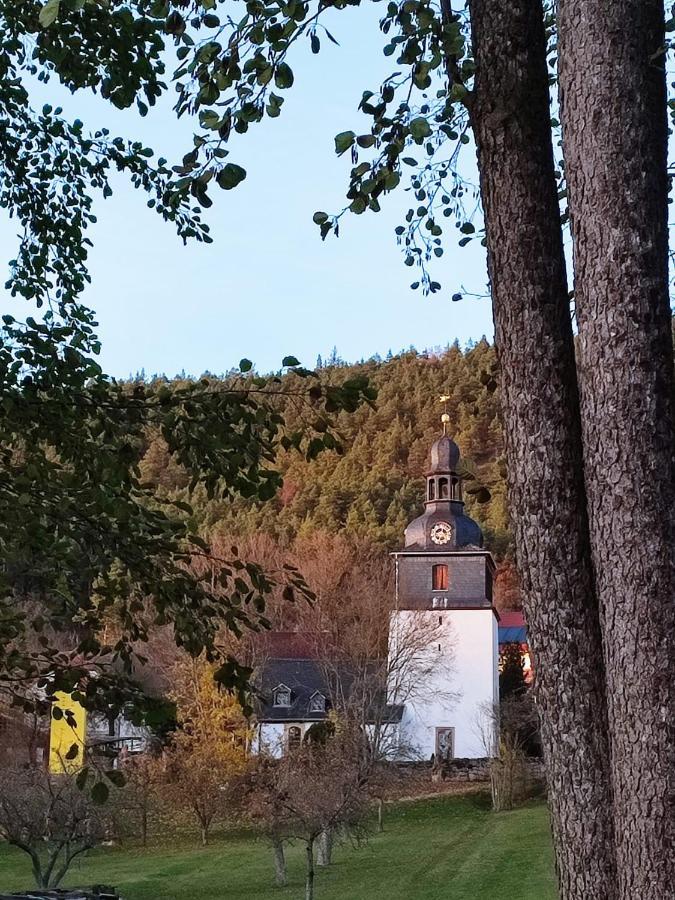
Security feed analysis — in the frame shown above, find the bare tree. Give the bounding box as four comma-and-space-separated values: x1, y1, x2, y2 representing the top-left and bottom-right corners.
243, 724, 370, 900
0, 768, 107, 889
478, 695, 539, 812
292, 534, 456, 766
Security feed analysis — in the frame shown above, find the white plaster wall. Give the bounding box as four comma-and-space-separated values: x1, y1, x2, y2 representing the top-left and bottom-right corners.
254, 722, 313, 757
388, 608, 498, 760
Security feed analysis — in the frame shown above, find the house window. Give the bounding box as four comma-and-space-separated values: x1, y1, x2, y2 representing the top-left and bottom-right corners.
308, 692, 326, 713
438, 477, 449, 499
273, 685, 292, 708
287, 725, 302, 751
435, 727, 454, 761
432, 564, 449, 591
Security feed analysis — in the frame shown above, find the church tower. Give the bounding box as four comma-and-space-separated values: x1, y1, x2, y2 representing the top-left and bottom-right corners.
388, 420, 498, 761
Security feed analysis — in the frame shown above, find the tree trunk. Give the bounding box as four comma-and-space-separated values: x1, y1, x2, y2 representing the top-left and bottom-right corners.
316, 828, 333, 866
376, 796, 384, 833
558, 2, 675, 895
467, 1, 616, 896
305, 837, 315, 900
271, 836, 287, 887
141, 806, 148, 848
200, 823, 209, 847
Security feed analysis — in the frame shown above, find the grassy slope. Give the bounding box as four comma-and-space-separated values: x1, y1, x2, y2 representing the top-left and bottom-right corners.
0, 795, 556, 900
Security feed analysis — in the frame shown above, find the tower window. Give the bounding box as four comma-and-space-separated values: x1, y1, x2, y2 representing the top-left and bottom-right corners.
438, 477, 449, 499
432, 564, 449, 591
451, 476, 461, 500
428, 479, 436, 501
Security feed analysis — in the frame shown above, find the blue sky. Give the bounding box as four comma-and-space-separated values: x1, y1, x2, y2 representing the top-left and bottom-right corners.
1, 7, 492, 378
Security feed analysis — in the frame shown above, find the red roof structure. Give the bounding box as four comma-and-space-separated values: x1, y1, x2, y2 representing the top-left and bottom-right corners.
254, 632, 322, 659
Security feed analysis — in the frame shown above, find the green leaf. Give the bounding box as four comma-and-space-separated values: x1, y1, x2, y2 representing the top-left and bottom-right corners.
409, 117, 432, 141
64, 743, 80, 760
239, 358, 253, 372
106, 770, 126, 787
356, 135, 375, 149
91, 781, 109, 805
217, 164, 247, 190
275, 63, 294, 89
313, 211, 329, 225
334, 131, 355, 155
39, 0, 60, 27
282, 356, 300, 367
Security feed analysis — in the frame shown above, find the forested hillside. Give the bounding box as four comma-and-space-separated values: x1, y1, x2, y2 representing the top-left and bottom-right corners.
139, 340, 512, 558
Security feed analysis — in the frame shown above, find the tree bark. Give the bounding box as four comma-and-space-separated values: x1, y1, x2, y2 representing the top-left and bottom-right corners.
271, 836, 287, 886
316, 827, 333, 866
467, 1, 616, 896
558, 2, 675, 895
305, 837, 315, 900
376, 796, 384, 833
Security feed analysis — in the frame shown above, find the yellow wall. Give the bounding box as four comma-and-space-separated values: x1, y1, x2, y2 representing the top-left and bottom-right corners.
48, 692, 87, 774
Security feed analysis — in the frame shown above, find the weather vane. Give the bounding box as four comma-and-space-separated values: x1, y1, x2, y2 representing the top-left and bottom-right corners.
440, 395, 451, 434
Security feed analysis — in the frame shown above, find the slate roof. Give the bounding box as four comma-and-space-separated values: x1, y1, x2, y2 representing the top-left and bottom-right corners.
255, 657, 404, 725
256, 658, 329, 723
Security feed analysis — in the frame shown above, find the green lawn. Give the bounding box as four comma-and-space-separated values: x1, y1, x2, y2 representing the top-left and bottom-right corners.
0, 794, 556, 900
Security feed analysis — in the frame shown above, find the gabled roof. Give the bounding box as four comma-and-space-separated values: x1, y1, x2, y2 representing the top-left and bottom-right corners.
255, 657, 403, 725
256, 659, 328, 723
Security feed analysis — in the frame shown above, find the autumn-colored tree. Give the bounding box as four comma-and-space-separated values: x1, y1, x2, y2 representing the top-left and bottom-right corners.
165, 657, 250, 845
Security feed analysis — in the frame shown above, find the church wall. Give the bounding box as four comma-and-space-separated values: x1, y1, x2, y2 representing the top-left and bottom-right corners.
396, 553, 492, 609
389, 608, 498, 760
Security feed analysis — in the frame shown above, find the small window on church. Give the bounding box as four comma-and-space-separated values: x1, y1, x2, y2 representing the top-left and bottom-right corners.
432, 564, 449, 591
438, 477, 449, 499
451, 476, 460, 500
428, 479, 435, 501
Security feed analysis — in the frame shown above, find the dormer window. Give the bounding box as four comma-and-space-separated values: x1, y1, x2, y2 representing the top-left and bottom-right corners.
273, 684, 292, 708
308, 692, 326, 713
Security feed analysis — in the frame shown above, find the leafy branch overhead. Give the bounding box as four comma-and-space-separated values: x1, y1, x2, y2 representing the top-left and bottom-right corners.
17, 0, 484, 298
0, 1, 375, 719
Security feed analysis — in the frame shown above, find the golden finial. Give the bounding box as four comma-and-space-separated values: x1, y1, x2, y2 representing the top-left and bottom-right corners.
440, 395, 451, 434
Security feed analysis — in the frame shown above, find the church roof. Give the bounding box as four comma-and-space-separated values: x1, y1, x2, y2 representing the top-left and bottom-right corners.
427, 434, 461, 473
402, 428, 484, 552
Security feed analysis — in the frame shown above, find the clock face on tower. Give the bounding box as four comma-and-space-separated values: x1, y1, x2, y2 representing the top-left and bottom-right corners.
430, 522, 453, 545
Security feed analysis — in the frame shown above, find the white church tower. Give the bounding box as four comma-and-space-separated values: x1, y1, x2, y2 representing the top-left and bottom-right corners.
388, 417, 499, 761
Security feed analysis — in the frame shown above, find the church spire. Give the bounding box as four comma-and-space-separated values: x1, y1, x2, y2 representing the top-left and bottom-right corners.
401, 405, 483, 550
440, 394, 451, 435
